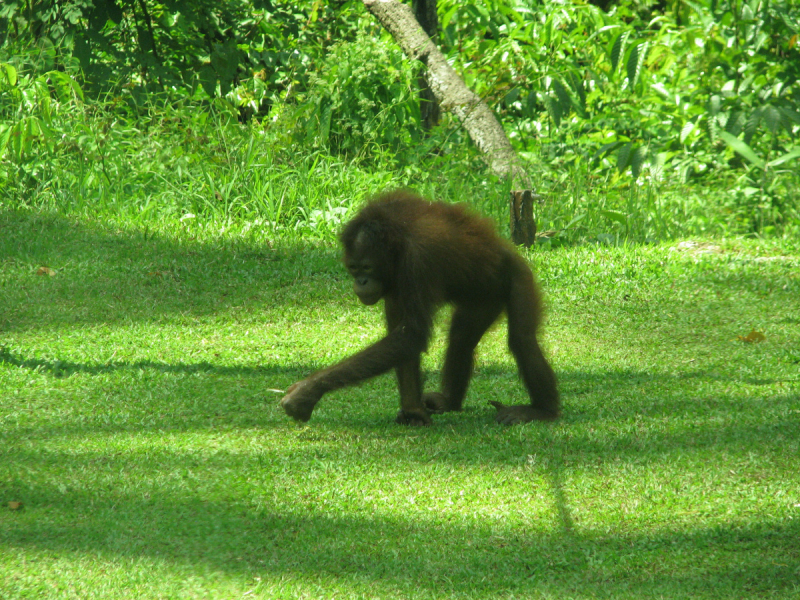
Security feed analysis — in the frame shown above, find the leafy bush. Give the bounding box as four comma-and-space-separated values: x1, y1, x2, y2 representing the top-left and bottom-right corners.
2, 0, 798, 242
0, 1, 360, 114
0, 60, 84, 192
291, 29, 423, 157
438, 0, 800, 235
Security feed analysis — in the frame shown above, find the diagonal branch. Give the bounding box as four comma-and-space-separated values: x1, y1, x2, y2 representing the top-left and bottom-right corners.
362, 0, 532, 187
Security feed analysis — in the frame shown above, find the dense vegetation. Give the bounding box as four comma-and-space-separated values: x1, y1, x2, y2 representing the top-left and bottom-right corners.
1, 0, 798, 242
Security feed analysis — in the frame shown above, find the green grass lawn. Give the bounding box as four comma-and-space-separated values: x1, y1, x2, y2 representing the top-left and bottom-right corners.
1, 209, 799, 599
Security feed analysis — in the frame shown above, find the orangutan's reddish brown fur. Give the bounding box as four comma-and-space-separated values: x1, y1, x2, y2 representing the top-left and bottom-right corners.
280, 191, 559, 425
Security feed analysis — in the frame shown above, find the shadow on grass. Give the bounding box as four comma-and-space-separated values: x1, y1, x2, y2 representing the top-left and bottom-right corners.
2, 344, 797, 471
4, 344, 794, 385
0, 346, 285, 378
3, 211, 799, 595
0, 208, 345, 333
2, 461, 797, 598
2, 208, 796, 335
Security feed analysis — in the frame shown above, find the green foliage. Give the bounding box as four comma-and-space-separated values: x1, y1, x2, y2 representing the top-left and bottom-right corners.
0, 83, 500, 240
290, 29, 424, 158
0, 0, 361, 116
2, 0, 799, 242
0, 61, 83, 188
439, 0, 800, 236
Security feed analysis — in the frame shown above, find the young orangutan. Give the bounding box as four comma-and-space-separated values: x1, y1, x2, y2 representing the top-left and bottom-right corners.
280, 191, 559, 425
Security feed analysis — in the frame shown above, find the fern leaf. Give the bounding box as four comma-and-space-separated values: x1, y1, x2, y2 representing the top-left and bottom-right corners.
544, 95, 562, 128
626, 42, 648, 91
552, 79, 572, 114
764, 105, 781, 135
680, 122, 695, 144
610, 31, 629, 75
617, 142, 633, 172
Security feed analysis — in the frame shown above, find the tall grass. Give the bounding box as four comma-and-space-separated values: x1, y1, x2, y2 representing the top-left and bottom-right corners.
2, 86, 799, 244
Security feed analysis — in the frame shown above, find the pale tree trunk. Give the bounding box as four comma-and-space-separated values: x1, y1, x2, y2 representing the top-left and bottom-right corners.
362, 0, 532, 188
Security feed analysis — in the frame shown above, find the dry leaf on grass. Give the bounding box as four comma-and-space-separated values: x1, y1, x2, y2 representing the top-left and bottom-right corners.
737, 330, 766, 343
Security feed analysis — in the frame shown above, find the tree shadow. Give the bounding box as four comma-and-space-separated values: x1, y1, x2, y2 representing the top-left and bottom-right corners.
2, 344, 797, 470
0, 208, 346, 334
0, 346, 284, 379
3, 208, 797, 337
3, 209, 799, 596
2, 450, 797, 598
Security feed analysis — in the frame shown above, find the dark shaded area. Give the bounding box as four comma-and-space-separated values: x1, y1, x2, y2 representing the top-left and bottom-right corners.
1, 452, 798, 597
413, 0, 441, 129
0, 0, 354, 103
2, 340, 797, 467
0, 209, 345, 334
1, 343, 794, 398
4, 208, 797, 339
0, 346, 281, 379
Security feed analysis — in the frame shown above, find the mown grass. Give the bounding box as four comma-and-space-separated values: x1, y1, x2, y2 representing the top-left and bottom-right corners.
1, 208, 798, 599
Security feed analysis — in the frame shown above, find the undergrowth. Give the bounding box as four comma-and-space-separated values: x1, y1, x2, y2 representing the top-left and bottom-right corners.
2, 91, 798, 246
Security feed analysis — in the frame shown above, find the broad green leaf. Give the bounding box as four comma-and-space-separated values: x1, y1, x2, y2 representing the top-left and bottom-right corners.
719, 131, 765, 169
39, 119, 55, 152
680, 122, 695, 144
630, 146, 647, 180
39, 96, 52, 125
10, 121, 22, 157
766, 147, 800, 168
0, 63, 16, 86
45, 71, 83, 103
441, 5, 458, 29
601, 209, 628, 225
0, 124, 11, 157
721, 80, 736, 96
